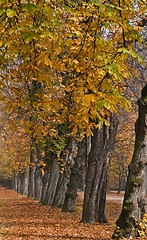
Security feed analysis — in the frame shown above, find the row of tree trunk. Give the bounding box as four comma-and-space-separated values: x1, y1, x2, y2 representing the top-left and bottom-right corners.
12, 136, 87, 212
8, 113, 118, 223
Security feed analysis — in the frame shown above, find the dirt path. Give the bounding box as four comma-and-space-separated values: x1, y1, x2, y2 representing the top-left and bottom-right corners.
78, 191, 124, 204
0, 186, 123, 240
106, 191, 124, 204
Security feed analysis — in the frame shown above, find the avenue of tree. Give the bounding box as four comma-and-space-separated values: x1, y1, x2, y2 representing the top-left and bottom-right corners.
0, 0, 147, 238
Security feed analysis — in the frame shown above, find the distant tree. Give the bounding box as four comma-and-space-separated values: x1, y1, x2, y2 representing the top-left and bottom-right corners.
109, 111, 136, 193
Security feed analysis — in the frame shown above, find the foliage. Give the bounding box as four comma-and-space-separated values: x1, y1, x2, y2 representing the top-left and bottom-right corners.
112, 215, 147, 239
0, 106, 30, 179
0, 0, 146, 136
0, 0, 146, 178
112, 226, 124, 239
132, 215, 147, 238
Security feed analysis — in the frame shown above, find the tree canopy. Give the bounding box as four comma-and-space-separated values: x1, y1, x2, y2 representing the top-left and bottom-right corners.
0, 1, 147, 237
0, 0, 146, 203
0, 0, 146, 141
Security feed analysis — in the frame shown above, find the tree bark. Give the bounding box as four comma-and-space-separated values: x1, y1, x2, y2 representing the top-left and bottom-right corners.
81, 114, 118, 223
62, 138, 86, 212
45, 157, 60, 205
34, 164, 42, 201
41, 165, 51, 203
14, 171, 18, 192
34, 147, 44, 202
21, 169, 29, 195
17, 172, 21, 194
52, 164, 71, 208
116, 84, 147, 237
52, 139, 78, 208
28, 147, 36, 198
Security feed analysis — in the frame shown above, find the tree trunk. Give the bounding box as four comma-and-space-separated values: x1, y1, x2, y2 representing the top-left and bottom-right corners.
34, 146, 44, 202
21, 169, 29, 195
115, 85, 147, 238
81, 114, 118, 223
52, 138, 79, 209
28, 147, 36, 198
106, 165, 110, 193
14, 171, 18, 192
117, 166, 124, 194
96, 162, 108, 222
17, 172, 21, 194
121, 170, 127, 191
45, 157, 60, 205
62, 138, 86, 212
41, 165, 51, 203
34, 164, 42, 201
19, 173, 24, 195
52, 165, 71, 208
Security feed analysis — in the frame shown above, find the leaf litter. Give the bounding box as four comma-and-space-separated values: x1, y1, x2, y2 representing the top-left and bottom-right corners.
0, 186, 141, 239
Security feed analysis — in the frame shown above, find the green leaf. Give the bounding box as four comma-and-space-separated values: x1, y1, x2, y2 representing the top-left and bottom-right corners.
137, 54, 146, 65
118, 48, 145, 64
23, 32, 39, 41
105, 64, 116, 72
0, 9, 5, 17
103, 102, 111, 110
23, 32, 32, 41
7, 9, 16, 18
27, 3, 38, 13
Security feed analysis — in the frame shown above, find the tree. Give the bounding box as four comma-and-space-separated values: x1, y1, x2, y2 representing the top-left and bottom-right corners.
81, 114, 118, 223
0, 0, 146, 226
0, 108, 30, 193
113, 84, 147, 238
62, 137, 86, 212
112, 20, 147, 238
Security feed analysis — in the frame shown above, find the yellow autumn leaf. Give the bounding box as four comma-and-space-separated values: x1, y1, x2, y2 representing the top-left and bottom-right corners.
72, 125, 77, 135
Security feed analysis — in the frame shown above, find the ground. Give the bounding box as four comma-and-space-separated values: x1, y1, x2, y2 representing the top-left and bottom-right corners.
0, 185, 141, 239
